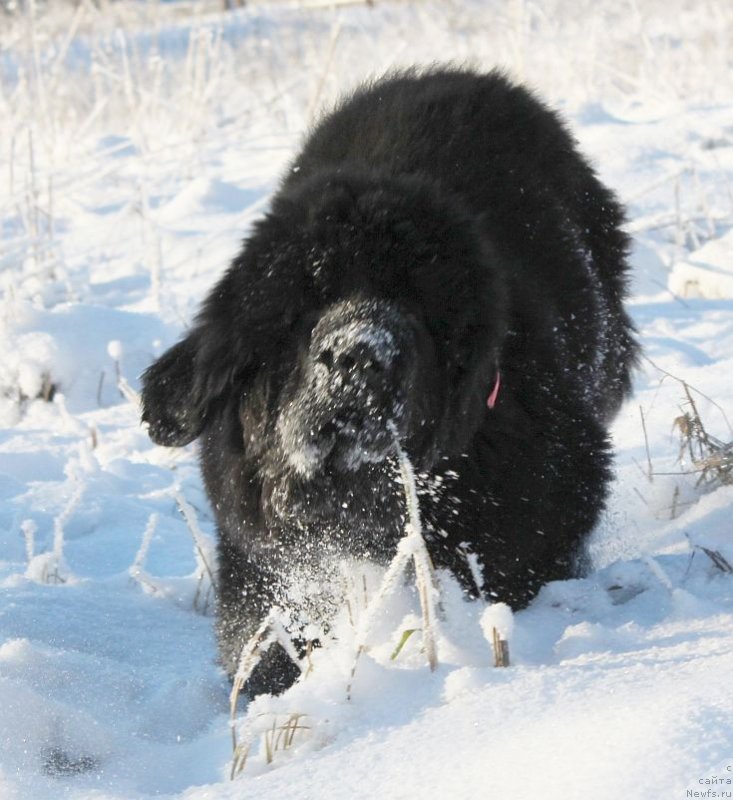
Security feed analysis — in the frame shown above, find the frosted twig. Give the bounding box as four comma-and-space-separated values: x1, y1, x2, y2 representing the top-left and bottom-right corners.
130, 513, 158, 580
393, 432, 439, 672
348, 425, 440, 699
644, 355, 733, 435
229, 608, 304, 778
117, 376, 141, 407
643, 555, 674, 593
174, 491, 217, 611
231, 613, 277, 727
230, 611, 304, 715
352, 536, 412, 647
231, 628, 291, 775
693, 544, 733, 574
21, 519, 37, 563
640, 405, 654, 482
40, 478, 84, 584
53, 481, 84, 560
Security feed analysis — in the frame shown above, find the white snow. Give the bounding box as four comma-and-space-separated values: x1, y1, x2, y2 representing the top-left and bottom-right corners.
670, 230, 733, 299
1, 1, 733, 799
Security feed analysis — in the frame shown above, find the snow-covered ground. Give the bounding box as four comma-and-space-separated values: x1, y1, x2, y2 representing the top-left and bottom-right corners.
1, 1, 733, 798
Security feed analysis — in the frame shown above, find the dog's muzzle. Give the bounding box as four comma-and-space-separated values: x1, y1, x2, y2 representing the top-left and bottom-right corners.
303, 299, 409, 472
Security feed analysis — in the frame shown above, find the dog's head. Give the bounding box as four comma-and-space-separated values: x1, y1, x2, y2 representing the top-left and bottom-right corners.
141, 169, 506, 533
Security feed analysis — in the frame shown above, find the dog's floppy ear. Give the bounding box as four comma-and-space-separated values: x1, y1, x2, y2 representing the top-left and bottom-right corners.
141, 209, 309, 448
141, 334, 207, 447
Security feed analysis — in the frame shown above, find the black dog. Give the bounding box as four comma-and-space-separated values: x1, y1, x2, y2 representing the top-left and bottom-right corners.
141, 67, 638, 696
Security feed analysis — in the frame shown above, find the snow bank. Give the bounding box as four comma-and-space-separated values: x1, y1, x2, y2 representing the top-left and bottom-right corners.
670, 229, 733, 299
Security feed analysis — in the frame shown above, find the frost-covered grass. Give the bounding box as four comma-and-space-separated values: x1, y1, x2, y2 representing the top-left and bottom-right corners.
1, 1, 733, 798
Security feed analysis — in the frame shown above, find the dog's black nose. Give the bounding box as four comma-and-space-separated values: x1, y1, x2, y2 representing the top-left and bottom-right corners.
311, 310, 398, 403
316, 340, 386, 386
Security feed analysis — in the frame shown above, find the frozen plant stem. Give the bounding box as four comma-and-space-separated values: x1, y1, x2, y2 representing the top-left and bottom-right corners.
46, 480, 84, 584
229, 610, 304, 778
230, 613, 279, 739
174, 491, 217, 612
21, 519, 37, 563
640, 405, 654, 482
492, 627, 511, 667
348, 426, 440, 699
27, 129, 40, 271
643, 555, 674, 593
393, 435, 439, 673
130, 513, 158, 578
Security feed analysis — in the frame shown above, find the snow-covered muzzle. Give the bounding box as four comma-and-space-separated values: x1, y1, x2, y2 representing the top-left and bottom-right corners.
277, 298, 414, 478
258, 297, 435, 545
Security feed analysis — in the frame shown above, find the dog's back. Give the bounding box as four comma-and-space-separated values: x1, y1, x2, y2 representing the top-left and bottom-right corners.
292, 69, 592, 221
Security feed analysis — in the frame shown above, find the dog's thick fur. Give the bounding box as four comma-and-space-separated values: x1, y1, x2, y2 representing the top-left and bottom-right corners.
141, 68, 638, 696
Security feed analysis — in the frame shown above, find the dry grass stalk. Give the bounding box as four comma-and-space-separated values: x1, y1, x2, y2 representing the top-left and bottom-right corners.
348, 432, 440, 699
642, 358, 733, 492
229, 609, 306, 779
131, 513, 158, 574
673, 382, 733, 488
346, 535, 413, 700
640, 405, 653, 482
230, 613, 278, 763
670, 483, 680, 520
263, 714, 310, 764
694, 545, 733, 574
346, 644, 367, 703
394, 438, 439, 672
492, 627, 511, 667
42, 478, 83, 584
174, 491, 217, 612
21, 519, 36, 564
643, 555, 675, 593
116, 375, 141, 407
129, 513, 160, 594
230, 741, 250, 779
96, 371, 105, 407
231, 712, 310, 779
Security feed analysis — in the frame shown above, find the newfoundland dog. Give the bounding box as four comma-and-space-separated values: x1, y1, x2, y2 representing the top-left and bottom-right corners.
141, 67, 638, 696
